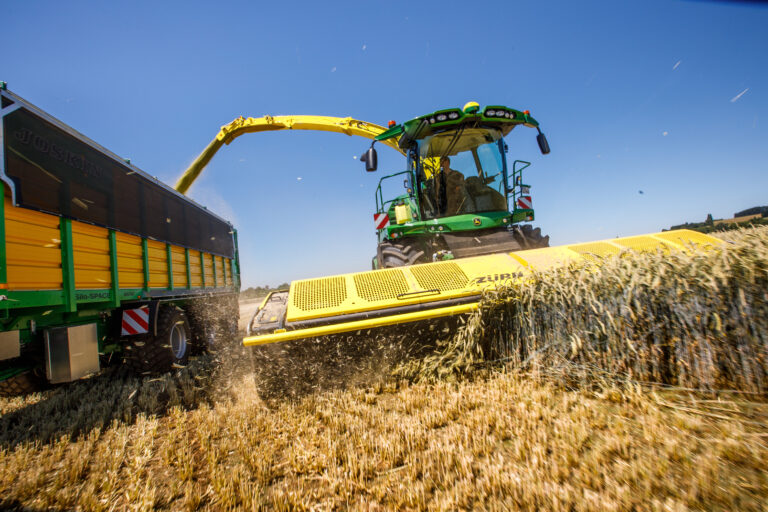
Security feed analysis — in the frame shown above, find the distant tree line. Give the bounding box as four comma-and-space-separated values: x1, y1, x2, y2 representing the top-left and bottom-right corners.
735, 206, 768, 218
240, 283, 290, 299
668, 205, 768, 234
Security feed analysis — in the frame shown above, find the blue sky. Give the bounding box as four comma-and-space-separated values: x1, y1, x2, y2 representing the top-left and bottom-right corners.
5, 0, 767, 287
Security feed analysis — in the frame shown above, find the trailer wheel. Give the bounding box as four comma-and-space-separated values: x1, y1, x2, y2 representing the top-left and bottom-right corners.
126, 306, 191, 374
216, 297, 240, 347
187, 306, 217, 354
0, 369, 48, 397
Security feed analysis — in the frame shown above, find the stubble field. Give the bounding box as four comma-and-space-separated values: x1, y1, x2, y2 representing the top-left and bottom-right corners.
1, 226, 766, 511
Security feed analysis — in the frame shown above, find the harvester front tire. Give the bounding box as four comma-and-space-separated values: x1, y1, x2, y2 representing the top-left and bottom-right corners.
515, 225, 550, 249
378, 241, 426, 268
126, 306, 191, 375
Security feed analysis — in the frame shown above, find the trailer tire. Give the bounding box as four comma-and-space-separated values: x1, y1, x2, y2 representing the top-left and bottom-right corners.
216, 295, 241, 347
0, 370, 48, 397
187, 306, 217, 355
218, 317, 239, 346
126, 306, 191, 375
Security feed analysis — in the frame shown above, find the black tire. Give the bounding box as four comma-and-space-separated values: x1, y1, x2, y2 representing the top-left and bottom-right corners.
0, 369, 48, 397
214, 295, 240, 348
514, 224, 550, 249
186, 304, 218, 355
377, 240, 426, 268
217, 315, 239, 346
125, 305, 191, 375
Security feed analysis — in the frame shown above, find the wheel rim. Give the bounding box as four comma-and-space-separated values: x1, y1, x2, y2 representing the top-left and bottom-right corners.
170, 322, 188, 359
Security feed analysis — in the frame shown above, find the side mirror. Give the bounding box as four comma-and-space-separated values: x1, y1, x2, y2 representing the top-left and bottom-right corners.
361, 147, 378, 172
536, 133, 551, 155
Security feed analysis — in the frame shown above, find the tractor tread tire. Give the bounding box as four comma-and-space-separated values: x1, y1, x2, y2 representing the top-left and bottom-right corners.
186, 304, 217, 355
378, 241, 426, 268
514, 225, 550, 249
125, 306, 191, 375
0, 370, 48, 397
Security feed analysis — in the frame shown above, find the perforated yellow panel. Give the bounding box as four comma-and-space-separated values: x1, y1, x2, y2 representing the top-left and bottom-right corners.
615, 236, 672, 254
568, 242, 621, 262
353, 269, 409, 302
654, 230, 720, 248
292, 276, 347, 311
410, 262, 469, 291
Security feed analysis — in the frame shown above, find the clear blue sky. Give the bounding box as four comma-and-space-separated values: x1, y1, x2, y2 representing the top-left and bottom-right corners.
5, 0, 767, 287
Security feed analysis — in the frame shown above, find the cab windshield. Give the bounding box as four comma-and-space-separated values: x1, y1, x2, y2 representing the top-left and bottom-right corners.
416, 128, 508, 219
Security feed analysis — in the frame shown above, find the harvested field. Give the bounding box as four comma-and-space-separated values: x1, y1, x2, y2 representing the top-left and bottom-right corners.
0, 226, 767, 511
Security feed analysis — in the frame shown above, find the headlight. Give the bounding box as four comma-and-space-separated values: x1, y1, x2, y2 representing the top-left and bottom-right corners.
504, 112, 510, 118
436, 114, 447, 121
448, 112, 459, 119
429, 117, 436, 124
486, 110, 496, 116
509, 112, 516, 119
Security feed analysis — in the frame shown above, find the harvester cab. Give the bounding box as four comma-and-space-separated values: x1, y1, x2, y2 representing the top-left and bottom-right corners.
363, 102, 552, 269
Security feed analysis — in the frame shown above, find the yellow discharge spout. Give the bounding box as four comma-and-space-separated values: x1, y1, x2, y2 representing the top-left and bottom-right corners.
175, 115, 404, 194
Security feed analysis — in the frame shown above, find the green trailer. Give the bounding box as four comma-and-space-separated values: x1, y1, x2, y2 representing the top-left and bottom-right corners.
0, 84, 240, 395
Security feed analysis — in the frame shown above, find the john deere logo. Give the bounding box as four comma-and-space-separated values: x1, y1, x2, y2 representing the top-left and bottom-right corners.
473, 217, 481, 226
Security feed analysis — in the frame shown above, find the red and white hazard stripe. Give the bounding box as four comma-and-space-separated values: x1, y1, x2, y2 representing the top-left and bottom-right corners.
374, 213, 389, 230
517, 196, 533, 209
122, 306, 149, 335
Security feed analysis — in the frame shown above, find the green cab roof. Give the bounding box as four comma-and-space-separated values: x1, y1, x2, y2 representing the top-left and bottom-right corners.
375, 104, 540, 147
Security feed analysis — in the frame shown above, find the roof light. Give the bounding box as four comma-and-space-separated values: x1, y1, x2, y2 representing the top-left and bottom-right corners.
388, 120, 396, 128
524, 110, 530, 115
463, 101, 480, 113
